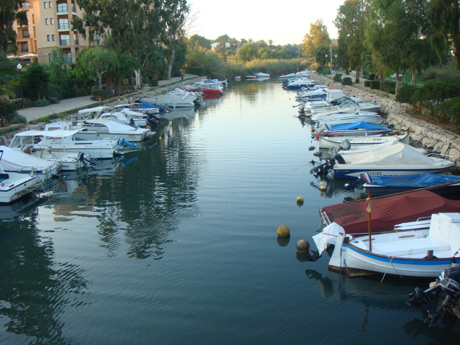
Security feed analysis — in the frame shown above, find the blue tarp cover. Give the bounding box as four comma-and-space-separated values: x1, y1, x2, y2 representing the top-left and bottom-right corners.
330, 121, 386, 131
369, 173, 460, 187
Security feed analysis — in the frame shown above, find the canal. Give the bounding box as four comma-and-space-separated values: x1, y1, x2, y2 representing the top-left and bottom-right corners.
0, 79, 458, 344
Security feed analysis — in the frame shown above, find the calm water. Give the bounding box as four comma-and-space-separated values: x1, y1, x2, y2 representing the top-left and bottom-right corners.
1, 80, 459, 345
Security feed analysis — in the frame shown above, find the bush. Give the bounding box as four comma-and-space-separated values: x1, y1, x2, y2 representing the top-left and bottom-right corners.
435, 97, 460, 123
0, 98, 19, 125
9, 114, 27, 124
185, 66, 206, 76
24, 98, 34, 108
396, 84, 419, 104
342, 77, 352, 85
381, 80, 397, 93
370, 80, 381, 89
48, 96, 59, 104
413, 81, 460, 115
34, 99, 50, 107
316, 66, 331, 75
91, 88, 111, 100
364, 80, 371, 87
333, 73, 342, 82
368, 73, 375, 81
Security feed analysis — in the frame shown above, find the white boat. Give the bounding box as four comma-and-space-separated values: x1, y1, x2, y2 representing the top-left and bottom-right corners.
312, 111, 385, 126
0, 146, 61, 181
98, 110, 147, 128
75, 119, 149, 142
318, 132, 410, 150
9, 129, 120, 160
141, 88, 201, 108
313, 121, 392, 138
0, 150, 43, 204
331, 141, 454, 179
313, 212, 460, 278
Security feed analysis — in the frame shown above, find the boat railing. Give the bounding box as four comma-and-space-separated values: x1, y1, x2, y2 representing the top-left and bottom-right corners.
427, 152, 456, 162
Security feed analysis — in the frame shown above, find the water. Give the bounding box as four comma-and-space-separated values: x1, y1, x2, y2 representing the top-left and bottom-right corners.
1, 80, 460, 344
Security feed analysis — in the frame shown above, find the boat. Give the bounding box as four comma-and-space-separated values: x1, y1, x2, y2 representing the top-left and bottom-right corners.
0, 150, 43, 204
318, 132, 410, 150
318, 189, 460, 235
9, 129, 120, 160
0, 146, 61, 181
330, 142, 455, 179
98, 110, 148, 128
283, 77, 316, 90
361, 173, 460, 196
296, 88, 327, 101
312, 212, 460, 278
141, 88, 203, 108
312, 111, 385, 126
75, 119, 150, 142
313, 121, 392, 138
184, 79, 226, 96
246, 72, 270, 80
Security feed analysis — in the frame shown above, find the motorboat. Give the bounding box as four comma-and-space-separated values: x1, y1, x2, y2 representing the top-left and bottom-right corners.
75, 119, 150, 142
313, 121, 392, 138
0, 150, 43, 204
0, 145, 61, 181
98, 110, 148, 128
312, 212, 460, 278
318, 132, 410, 150
296, 88, 328, 101
184, 79, 226, 96
361, 173, 460, 196
141, 88, 202, 108
77, 106, 110, 119
312, 111, 385, 126
246, 72, 270, 80
283, 77, 316, 90
328, 141, 455, 179
10, 129, 120, 160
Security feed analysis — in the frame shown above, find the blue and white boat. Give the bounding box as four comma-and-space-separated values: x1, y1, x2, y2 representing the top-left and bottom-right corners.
316, 121, 392, 137
312, 212, 460, 278
361, 173, 460, 196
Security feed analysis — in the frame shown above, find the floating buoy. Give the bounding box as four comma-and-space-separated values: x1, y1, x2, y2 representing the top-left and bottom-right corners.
277, 225, 290, 238
159, 136, 163, 141
296, 239, 310, 253
308, 146, 315, 151
320, 181, 327, 191
296, 195, 304, 205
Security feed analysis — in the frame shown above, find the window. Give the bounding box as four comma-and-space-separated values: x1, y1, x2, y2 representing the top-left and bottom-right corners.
49, 1, 52, 8
44, 2, 47, 8
50, 18, 54, 25
49, 53, 52, 61
21, 3, 29, 8
57, 3, 68, 12
58, 18, 69, 30
45, 18, 49, 25
52, 34, 55, 41
60, 34, 70, 46
47, 34, 50, 42
21, 42, 28, 52
63, 52, 72, 64
22, 29, 29, 38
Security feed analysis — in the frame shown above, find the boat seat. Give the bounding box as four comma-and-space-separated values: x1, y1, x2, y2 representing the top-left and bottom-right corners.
367, 238, 451, 257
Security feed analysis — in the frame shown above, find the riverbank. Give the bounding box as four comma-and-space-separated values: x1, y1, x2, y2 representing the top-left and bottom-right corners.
310, 73, 460, 167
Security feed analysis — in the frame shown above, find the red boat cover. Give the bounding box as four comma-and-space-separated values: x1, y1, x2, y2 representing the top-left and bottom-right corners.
321, 190, 460, 234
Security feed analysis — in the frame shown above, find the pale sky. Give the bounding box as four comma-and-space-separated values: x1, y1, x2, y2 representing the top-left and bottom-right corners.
186, 0, 345, 45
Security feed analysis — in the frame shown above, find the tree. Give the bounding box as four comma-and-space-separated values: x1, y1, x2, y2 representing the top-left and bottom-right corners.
0, 0, 28, 54
426, 0, 460, 69
302, 19, 330, 58
315, 44, 330, 66
238, 42, 258, 62
76, 47, 118, 89
21, 62, 49, 100
0, 53, 17, 97
188, 34, 212, 51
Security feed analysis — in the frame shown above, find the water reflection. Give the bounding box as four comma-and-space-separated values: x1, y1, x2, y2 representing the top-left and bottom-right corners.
0, 218, 86, 344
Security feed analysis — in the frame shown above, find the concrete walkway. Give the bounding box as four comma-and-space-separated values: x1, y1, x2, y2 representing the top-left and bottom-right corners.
17, 74, 198, 122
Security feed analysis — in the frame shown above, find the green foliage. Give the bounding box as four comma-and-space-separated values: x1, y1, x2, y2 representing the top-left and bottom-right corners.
48, 96, 58, 104
91, 89, 111, 100
381, 80, 397, 92
396, 84, 419, 103
333, 73, 342, 82
21, 62, 50, 100
302, 19, 331, 58
316, 66, 331, 75
413, 81, 460, 114
76, 47, 119, 89
185, 66, 206, 76
342, 77, 352, 85
370, 80, 381, 89
34, 99, 50, 107
0, 97, 19, 125
0, 0, 28, 54
435, 97, 460, 124
364, 80, 371, 87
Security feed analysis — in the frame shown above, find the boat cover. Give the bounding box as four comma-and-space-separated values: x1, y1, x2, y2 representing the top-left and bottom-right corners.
341, 142, 437, 165
330, 121, 386, 131
0, 146, 58, 172
369, 173, 460, 187
320, 190, 460, 234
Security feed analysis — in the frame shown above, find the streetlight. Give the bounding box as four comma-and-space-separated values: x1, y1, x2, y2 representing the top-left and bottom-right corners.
16, 63, 24, 109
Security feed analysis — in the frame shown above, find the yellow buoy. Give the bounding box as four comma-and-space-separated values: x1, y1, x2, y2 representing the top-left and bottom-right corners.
276, 225, 290, 238
296, 239, 310, 253
296, 195, 304, 205
159, 136, 163, 141
319, 181, 327, 191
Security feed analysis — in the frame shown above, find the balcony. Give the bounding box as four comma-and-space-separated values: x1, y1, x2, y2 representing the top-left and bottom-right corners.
60, 40, 70, 46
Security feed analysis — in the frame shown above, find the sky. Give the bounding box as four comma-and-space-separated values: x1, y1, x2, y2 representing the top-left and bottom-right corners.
186, 0, 345, 45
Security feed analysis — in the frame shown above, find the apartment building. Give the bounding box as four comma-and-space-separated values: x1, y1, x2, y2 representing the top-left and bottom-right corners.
12, 0, 89, 64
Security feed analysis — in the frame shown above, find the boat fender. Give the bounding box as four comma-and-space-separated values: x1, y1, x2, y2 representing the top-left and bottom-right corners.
335, 154, 345, 164
118, 137, 136, 148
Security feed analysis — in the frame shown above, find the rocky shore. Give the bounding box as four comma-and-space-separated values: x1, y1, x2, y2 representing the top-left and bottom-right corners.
311, 74, 460, 167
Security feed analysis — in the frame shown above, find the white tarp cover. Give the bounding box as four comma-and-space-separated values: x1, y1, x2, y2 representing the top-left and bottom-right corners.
0, 146, 58, 172
312, 222, 346, 255
341, 142, 436, 166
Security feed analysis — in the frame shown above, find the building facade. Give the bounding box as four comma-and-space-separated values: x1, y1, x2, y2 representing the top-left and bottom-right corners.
13, 0, 89, 64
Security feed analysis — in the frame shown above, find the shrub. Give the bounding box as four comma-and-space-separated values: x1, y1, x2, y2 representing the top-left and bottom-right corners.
435, 97, 460, 123
9, 114, 27, 124
24, 98, 34, 108
91, 88, 111, 100
185, 66, 206, 76
381, 80, 397, 93
396, 84, 419, 104
368, 73, 375, 81
413, 81, 460, 115
342, 77, 352, 85
0, 98, 19, 125
48, 96, 59, 104
370, 80, 380, 89
333, 73, 342, 82
364, 80, 371, 87
34, 99, 50, 107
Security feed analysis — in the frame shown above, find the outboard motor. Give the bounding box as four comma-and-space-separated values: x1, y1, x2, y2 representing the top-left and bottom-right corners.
407, 265, 460, 326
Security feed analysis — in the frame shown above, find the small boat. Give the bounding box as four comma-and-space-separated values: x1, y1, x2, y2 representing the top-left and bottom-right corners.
312, 212, 460, 278
99, 109, 148, 128
0, 150, 43, 204
312, 112, 385, 126
330, 142, 455, 179
75, 119, 150, 142
0, 146, 61, 181
318, 132, 410, 150
362, 173, 460, 196
142, 88, 202, 108
10, 129, 120, 160
315, 121, 392, 138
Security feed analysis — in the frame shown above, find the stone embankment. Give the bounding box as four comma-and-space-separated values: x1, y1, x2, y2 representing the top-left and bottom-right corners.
311, 74, 460, 166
